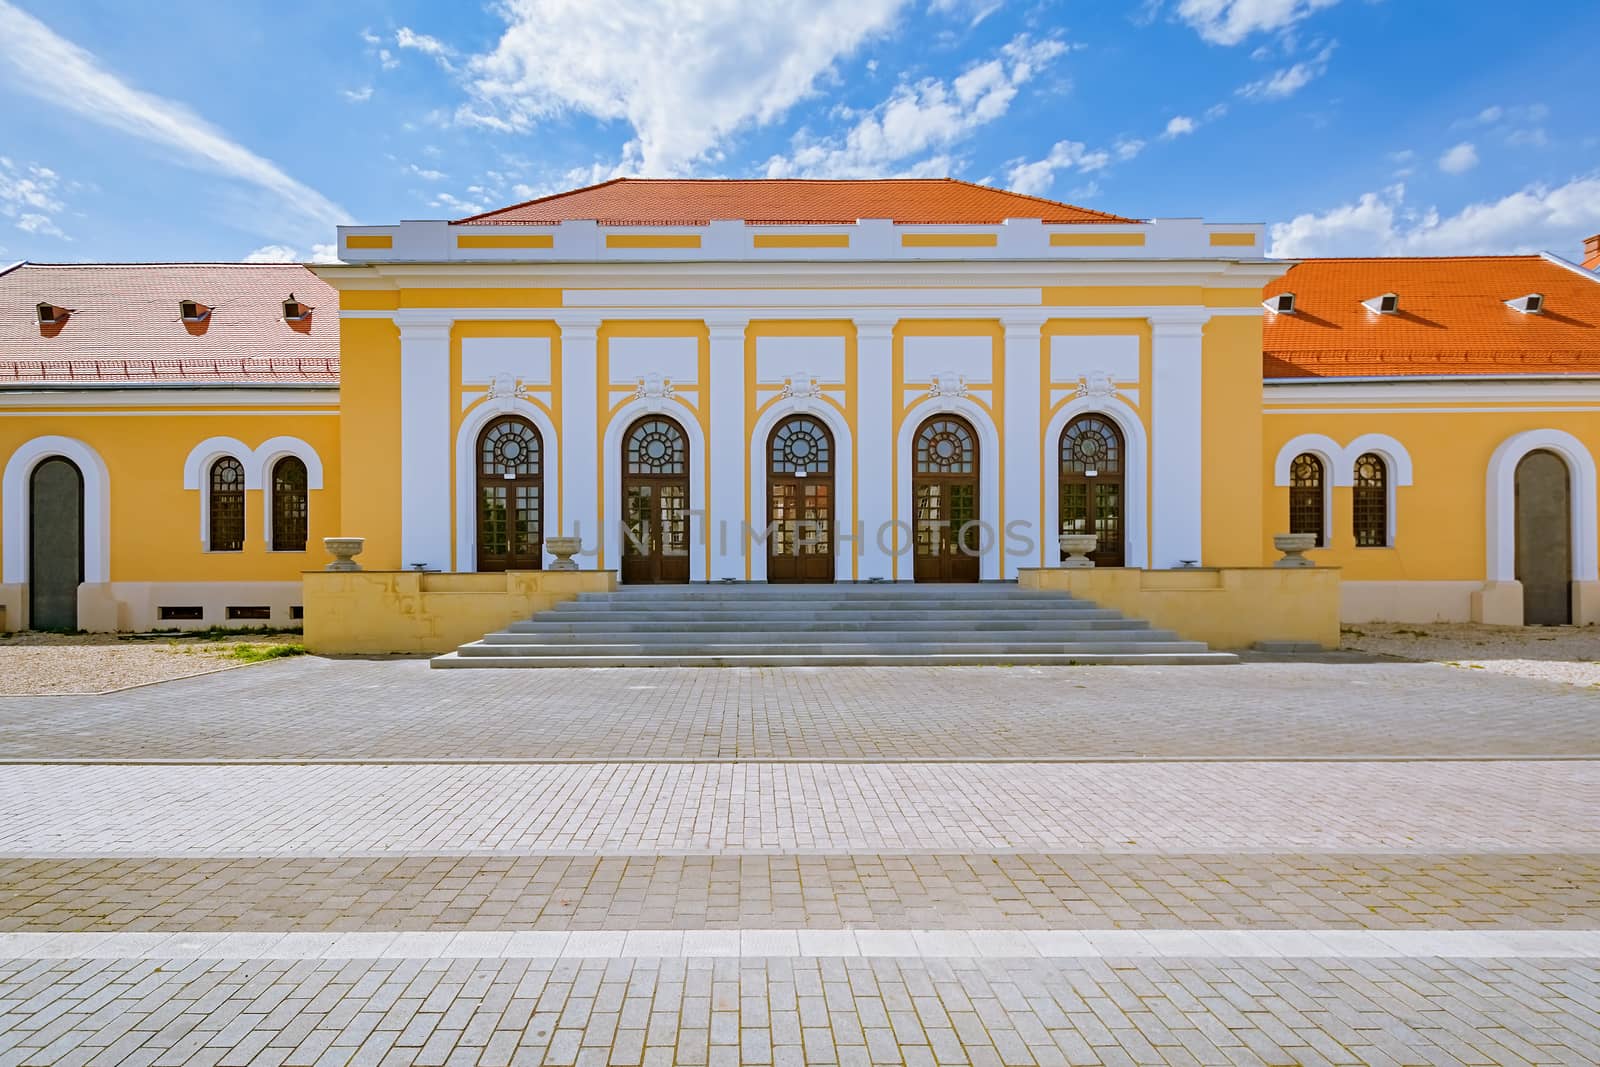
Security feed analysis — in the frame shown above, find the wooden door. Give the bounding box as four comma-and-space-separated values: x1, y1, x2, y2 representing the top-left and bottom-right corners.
1059, 415, 1125, 567
767, 416, 834, 583
621, 416, 691, 584
912, 415, 980, 582
1516, 449, 1571, 625
29, 457, 83, 631
476, 416, 544, 571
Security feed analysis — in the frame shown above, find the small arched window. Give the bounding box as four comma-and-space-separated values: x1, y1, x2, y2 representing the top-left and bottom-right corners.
1288, 453, 1325, 547
1353, 452, 1389, 547
209, 456, 245, 552
271, 456, 309, 552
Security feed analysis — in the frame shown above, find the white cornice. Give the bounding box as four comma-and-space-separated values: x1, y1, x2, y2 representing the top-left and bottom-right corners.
1265, 377, 1600, 403
339, 305, 1263, 322
0, 387, 339, 408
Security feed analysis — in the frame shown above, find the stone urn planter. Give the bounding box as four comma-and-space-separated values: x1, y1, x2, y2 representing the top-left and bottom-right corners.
1273, 532, 1318, 568
323, 537, 365, 572
1058, 533, 1098, 569
544, 536, 583, 572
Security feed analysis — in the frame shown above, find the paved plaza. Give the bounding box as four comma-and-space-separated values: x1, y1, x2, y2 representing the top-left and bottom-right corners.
1, 658, 1598, 1065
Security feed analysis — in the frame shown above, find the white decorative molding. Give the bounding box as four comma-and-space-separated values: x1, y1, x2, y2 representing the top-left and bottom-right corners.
398, 316, 454, 572
486, 371, 529, 412
779, 372, 824, 409
1272, 434, 1343, 486
1072, 371, 1117, 400
1043, 397, 1150, 570
1273, 432, 1413, 489
633, 373, 675, 402
2, 435, 111, 586
453, 397, 562, 573
255, 437, 325, 550
895, 396, 1003, 581
1149, 320, 1205, 568
1485, 429, 1598, 583
459, 336, 551, 386
183, 436, 257, 491
1344, 433, 1414, 487
927, 372, 968, 399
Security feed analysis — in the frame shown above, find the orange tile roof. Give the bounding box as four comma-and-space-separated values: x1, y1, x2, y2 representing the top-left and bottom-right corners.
1263, 256, 1600, 378
454, 177, 1137, 226
0, 263, 338, 386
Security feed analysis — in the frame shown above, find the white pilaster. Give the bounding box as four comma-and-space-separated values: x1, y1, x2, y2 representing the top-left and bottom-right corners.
854, 316, 897, 580
396, 314, 453, 572
1001, 315, 1046, 576
558, 315, 603, 563
706, 318, 749, 580
1149, 316, 1208, 568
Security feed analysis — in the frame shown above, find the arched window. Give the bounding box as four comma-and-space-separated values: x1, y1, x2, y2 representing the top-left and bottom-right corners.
209, 456, 245, 552
1353, 452, 1388, 547
271, 456, 309, 552
476, 416, 543, 571
1288, 453, 1325, 547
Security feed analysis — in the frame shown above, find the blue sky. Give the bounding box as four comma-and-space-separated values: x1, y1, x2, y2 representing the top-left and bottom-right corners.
2, 0, 1597, 265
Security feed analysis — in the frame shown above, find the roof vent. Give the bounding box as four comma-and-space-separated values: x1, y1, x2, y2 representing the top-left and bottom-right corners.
281, 294, 309, 321
179, 299, 211, 322
1506, 293, 1544, 314
36, 302, 64, 324
1264, 292, 1295, 314
1362, 292, 1399, 315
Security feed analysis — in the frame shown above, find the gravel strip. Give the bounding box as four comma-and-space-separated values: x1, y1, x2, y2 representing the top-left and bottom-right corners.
0, 634, 304, 696
1343, 622, 1600, 688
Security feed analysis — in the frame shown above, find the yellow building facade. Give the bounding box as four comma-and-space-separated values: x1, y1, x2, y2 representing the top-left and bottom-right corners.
1, 181, 1596, 638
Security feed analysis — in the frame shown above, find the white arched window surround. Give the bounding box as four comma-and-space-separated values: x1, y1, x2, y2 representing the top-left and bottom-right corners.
1273, 432, 1413, 547
1042, 397, 1149, 569
1485, 429, 1598, 583
747, 398, 855, 582
895, 396, 1002, 580
181, 436, 324, 549
453, 397, 562, 572
602, 397, 707, 581
2, 435, 111, 586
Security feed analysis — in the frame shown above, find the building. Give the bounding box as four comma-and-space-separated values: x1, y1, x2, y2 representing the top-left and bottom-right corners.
1, 178, 1596, 639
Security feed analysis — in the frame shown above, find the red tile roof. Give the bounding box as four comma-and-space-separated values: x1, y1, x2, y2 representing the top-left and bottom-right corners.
0, 263, 338, 386
1263, 256, 1600, 378
454, 178, 1137, 226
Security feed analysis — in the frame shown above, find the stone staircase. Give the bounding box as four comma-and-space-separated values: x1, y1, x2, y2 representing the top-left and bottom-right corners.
431, 583, 1237, 668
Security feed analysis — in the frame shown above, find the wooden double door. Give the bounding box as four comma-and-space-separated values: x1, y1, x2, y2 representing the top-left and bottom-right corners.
912, 415, 980, 583
476, 416, 545, 571
621, 416, 691, 584
1058, 414, 1126, 567
767, 416, 835, 582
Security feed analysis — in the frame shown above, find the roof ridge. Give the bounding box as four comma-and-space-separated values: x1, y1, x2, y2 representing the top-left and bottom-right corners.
451, 177, 631, 225
939, 177, 1138, 224
1292, 254, 1546, 263
16, 261, 319, 268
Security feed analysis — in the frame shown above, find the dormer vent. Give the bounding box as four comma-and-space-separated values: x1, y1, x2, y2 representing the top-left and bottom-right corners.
179, 300, 211, 322
36, 302, 63, 324
1362, 292, 1399, 315
281, 294, 309, 321
1506, 293, 1544, 314
1265, 292, 1295, 314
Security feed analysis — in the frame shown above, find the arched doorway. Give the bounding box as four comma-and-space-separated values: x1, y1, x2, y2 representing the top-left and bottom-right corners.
1059, 414, 1125, 567
1517, 449, 1571, 625
621, 415, 690, 584
912, 414, 980, 583
29, 457, 83, 630
767, 415, 834, 583
475, 415, 544, 571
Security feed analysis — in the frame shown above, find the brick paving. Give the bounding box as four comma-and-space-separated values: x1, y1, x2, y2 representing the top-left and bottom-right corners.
1, 658, 1598, 1064
1, 657, 1597, 762
2, 853, 1598, 934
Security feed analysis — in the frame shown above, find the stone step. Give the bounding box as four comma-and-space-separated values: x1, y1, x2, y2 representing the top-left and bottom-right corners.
548, 601, 1119, 616
456, 638, 1212, 656
434, 650, 1239, 667
479, 628, 1180, 647
503, 617, 1150, 634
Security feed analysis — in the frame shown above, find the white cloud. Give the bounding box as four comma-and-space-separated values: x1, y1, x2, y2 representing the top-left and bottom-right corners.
1438, 142, 1478, 175
406, 164, 448, 181
1176, 0, 1340, 45
432, 192, 488, 216
763, 34, 1065, 179
342, 86, 374, 103
1163, 115, 1197, 138
243, 243, 340, 264
0, 156, 69, 240
463, 0, 911, 175
395, 27, 456, 71
1237, 41, 1334, 99
0, 0, 350, 239
1006, 140, 1112, 196
1114, 139, 1145, 161
1268, 176, 1600, 260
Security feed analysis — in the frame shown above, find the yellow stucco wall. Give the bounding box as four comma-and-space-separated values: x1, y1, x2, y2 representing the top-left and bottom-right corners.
303, 568, 615, 655
338, 316, 403, 570
1203, 316, 1266, 566
1262, 407, 1600, 581
1019, 566, 1342, 649
0, 407, 339, 582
